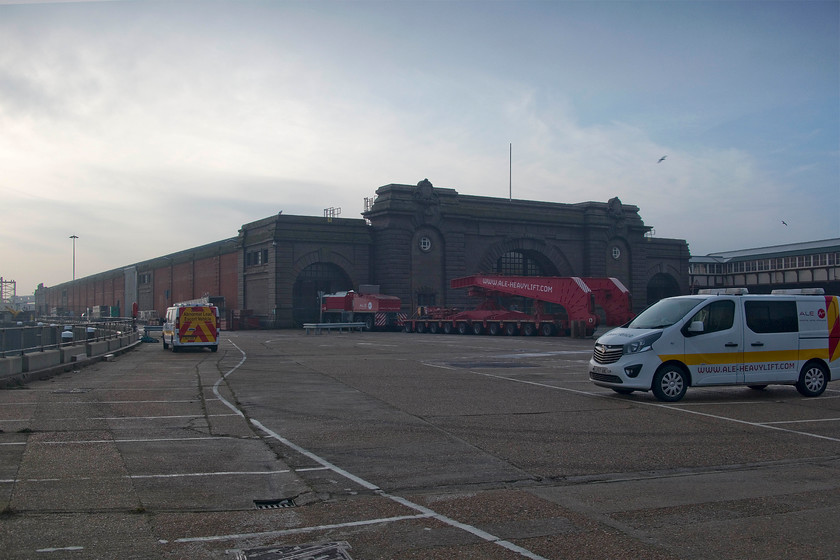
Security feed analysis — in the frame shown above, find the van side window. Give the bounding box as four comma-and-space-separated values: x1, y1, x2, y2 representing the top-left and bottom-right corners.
745, 301, 797, 333
687, 300, 735, 335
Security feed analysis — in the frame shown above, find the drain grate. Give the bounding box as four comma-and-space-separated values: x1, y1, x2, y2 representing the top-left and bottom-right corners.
235, 541, 352, 560
254, 498, 296, 509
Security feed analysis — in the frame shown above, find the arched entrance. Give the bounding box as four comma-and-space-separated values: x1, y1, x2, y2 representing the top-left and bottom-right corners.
292, 263, 352, 325
479, 239, 569, 277
495, 250, 554, 276
647, 272, 681, 304
492, 250, 563, 316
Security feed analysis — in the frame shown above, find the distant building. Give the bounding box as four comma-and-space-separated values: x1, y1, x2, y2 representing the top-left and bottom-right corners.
36, 180, 691, 327
689, 238, 840, 294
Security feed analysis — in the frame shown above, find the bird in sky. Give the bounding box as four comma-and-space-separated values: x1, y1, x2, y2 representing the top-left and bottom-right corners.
657, 155, 667, 163
781, 220, 788, 226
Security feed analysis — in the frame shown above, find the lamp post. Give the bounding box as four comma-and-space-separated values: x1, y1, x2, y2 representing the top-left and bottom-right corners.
69, 235, 78, 281
161, 256, 173, 306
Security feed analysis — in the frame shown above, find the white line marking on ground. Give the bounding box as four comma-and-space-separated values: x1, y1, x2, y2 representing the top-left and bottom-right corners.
650, 403, 840, 442
1, 468, 319, 484
758, 417, 840, 425
0, 414, 237, 423
99, 414, 238, 420
36, 546, 84, 553
0, 400, 213, 406
216, 339, 550, 560
452, 365, 840, 443
129, 470, 290, 479
168, 514, 432, 543
251, 419, 378, 491
0, 437, 240, 447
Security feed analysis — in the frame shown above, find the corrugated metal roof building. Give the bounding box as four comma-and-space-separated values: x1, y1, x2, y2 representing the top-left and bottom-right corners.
689, 238, 840, 294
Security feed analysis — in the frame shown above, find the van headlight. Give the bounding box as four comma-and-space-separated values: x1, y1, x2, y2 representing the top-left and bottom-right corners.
624, 332, 662, 355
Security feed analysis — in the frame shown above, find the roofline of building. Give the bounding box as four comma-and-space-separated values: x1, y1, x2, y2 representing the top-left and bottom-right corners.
693, 238, 840, 262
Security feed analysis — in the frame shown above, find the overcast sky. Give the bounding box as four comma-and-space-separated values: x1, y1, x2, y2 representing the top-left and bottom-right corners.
2, 0, 838, 295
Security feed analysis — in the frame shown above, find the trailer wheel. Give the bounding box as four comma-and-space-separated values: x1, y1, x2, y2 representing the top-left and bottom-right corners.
488, 323, 500, 336
364, 315, 374, 330
429, 322, 439, 334
416, 322, 426, 333
404, 323, 413, 333
522, 323, 536, 336
457, 322, 469, 335
443, 322, 453, 334
472, 323, 484, 335
504, 323, 518, 336
540, 323, 554, 336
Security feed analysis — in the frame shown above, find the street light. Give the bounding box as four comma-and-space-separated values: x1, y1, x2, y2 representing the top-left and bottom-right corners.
69, 235, 78, 281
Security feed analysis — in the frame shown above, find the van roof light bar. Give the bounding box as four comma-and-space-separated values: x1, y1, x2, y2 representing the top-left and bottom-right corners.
770, 288, 825, 295
697, 288, 749, 295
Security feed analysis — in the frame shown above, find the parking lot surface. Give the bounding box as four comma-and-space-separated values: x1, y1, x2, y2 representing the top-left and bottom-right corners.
1, 330, 839, 559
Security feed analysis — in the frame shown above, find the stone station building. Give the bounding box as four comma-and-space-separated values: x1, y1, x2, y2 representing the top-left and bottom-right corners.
37, 180, 690, 328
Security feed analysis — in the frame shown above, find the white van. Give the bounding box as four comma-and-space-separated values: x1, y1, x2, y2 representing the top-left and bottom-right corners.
162, 305, 220, 352
589, 289, 839, 401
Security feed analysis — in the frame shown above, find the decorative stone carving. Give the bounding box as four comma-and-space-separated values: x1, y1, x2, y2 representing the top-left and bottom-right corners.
413, 178, 440, 225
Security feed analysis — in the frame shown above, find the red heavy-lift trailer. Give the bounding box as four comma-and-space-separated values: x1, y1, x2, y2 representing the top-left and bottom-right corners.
403, 274, 633, 337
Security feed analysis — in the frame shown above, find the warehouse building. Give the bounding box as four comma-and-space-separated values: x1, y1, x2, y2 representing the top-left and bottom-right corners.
36, 180, 691, 327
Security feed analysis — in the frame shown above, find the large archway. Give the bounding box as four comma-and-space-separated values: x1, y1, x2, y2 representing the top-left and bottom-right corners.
646, 272, 681, 305
292, 262, 352, 326
495, 250, 555, 276
487, 249, 563, 317
479, 239, 568, 276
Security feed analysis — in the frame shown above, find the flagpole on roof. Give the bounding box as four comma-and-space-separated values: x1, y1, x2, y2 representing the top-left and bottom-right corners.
509, 143, 512, 202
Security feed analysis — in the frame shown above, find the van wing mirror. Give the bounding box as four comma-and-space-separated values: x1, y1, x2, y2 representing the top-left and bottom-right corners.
688, 321, 705, 333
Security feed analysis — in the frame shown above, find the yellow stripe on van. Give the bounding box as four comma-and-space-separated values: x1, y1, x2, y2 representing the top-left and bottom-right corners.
659, 348, 828, 366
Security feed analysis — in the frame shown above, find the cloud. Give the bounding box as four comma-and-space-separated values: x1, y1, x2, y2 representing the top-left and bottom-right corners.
1, 1, 837, 295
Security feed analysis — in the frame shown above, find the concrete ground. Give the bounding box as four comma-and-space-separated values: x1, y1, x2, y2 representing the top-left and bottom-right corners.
1, 329, 839, 559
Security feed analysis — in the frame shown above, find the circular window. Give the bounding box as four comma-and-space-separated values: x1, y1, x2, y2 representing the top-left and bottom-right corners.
611, 246, 621, 260
419, 236, 432, 253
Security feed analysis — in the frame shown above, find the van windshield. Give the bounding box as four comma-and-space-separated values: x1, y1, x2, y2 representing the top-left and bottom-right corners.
627, 297, 705, 329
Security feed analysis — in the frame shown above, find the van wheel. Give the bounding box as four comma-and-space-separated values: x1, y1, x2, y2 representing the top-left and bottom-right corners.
612, 388, 635, 395
211, 345, 218, 353
796, 361, 828, 397
652, 365, 688, 402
